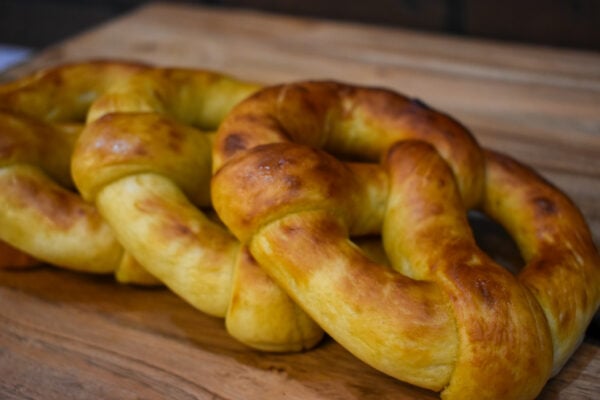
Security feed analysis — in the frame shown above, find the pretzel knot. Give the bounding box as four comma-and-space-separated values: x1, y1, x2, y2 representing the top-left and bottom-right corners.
0, 61, 157, 280
212, 82, 600, 399
71, 67, 324, 351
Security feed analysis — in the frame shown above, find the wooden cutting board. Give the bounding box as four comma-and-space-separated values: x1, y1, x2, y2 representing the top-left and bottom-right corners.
1, 2, 599, 399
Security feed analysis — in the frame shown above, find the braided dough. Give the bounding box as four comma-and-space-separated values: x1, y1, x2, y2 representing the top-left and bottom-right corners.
71, 67, 324, 351
1, 61, 598, 397
212, 82, 600, 399
0, 61, 324, 351
0, 61, 151, 280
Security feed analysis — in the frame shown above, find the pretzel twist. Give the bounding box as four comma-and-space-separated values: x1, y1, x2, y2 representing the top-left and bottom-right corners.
0, 61, 159, 282
71, 68, 324, 351
212, 82, 600, 399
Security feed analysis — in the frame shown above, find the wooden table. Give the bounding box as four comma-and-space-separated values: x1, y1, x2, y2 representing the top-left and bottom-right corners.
1, 2, 599, 399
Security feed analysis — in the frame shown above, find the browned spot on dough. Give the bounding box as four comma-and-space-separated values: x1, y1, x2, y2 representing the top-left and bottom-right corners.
410, 97, 432, 110
42, 68, 65, 88
0, 137, 17, 160
166, 125, 184, 153
474, 278, 496, 307
132, 143, 149, 157
10, 173, 92, 230
136, 195, 200, 243
280, 221, 302, 238
169, 220, 194, 237
558, 308, 574, 331
352, 89, 409, 120
283, 174, 302, 191
533, 196, 557, 215
526, 257, 555, 275
223, 133, 247, 156
490, 151, 519, 173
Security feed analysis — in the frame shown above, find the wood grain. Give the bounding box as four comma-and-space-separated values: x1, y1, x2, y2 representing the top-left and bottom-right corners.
0, 268, 435, 400
1, 2, 599, 399
1, 268, 598, 399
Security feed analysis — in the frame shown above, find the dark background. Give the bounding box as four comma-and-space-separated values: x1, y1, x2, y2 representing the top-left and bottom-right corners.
0, 0, 599, 51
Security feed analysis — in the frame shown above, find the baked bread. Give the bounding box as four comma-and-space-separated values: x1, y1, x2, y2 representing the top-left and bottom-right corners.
0, 61, 149, 279
212, 81, 600, 399
2, 61, 598, 397
71, 67, 324, 352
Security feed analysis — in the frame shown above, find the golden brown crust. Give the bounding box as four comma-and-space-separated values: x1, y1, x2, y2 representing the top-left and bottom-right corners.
0, 61, 151, 277
0, 60, 149, 122
226, 246, 324, 351
213, 81, 484, 208
3, 62, 598, 397
384, 142, 553, 399
212, 81, 600, 399
70, 66, 323, 351
1, 61, 321, 351
0, 113, 124, 273
482, 150, 600, 375
73, 112, 214, 206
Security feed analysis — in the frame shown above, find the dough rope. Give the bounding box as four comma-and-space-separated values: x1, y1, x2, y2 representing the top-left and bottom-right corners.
211, 81, 600, 399
0, 61, 154, 281
71, 67, 324, 351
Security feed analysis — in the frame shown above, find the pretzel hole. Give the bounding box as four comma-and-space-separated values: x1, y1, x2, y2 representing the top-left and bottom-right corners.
350, 212, 524, 277
468, 210, 524, 274
354, 235, 391, 267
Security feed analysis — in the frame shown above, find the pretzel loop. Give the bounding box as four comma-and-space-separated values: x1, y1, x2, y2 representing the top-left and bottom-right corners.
0, 62, 153, 279
212, 82, 600, 399
72, 69, 324, 351
482, 150, 600, 375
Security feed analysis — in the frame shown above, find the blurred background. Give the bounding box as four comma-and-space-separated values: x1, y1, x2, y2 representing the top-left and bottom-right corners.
0, 0, 599, 53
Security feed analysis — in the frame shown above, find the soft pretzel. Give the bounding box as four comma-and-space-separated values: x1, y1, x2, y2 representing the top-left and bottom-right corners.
71, 69, 324, 351
0, 111, 114, 271
211, 81, 600, 399
0, 61, 145, 122
0, 61, 164, 283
